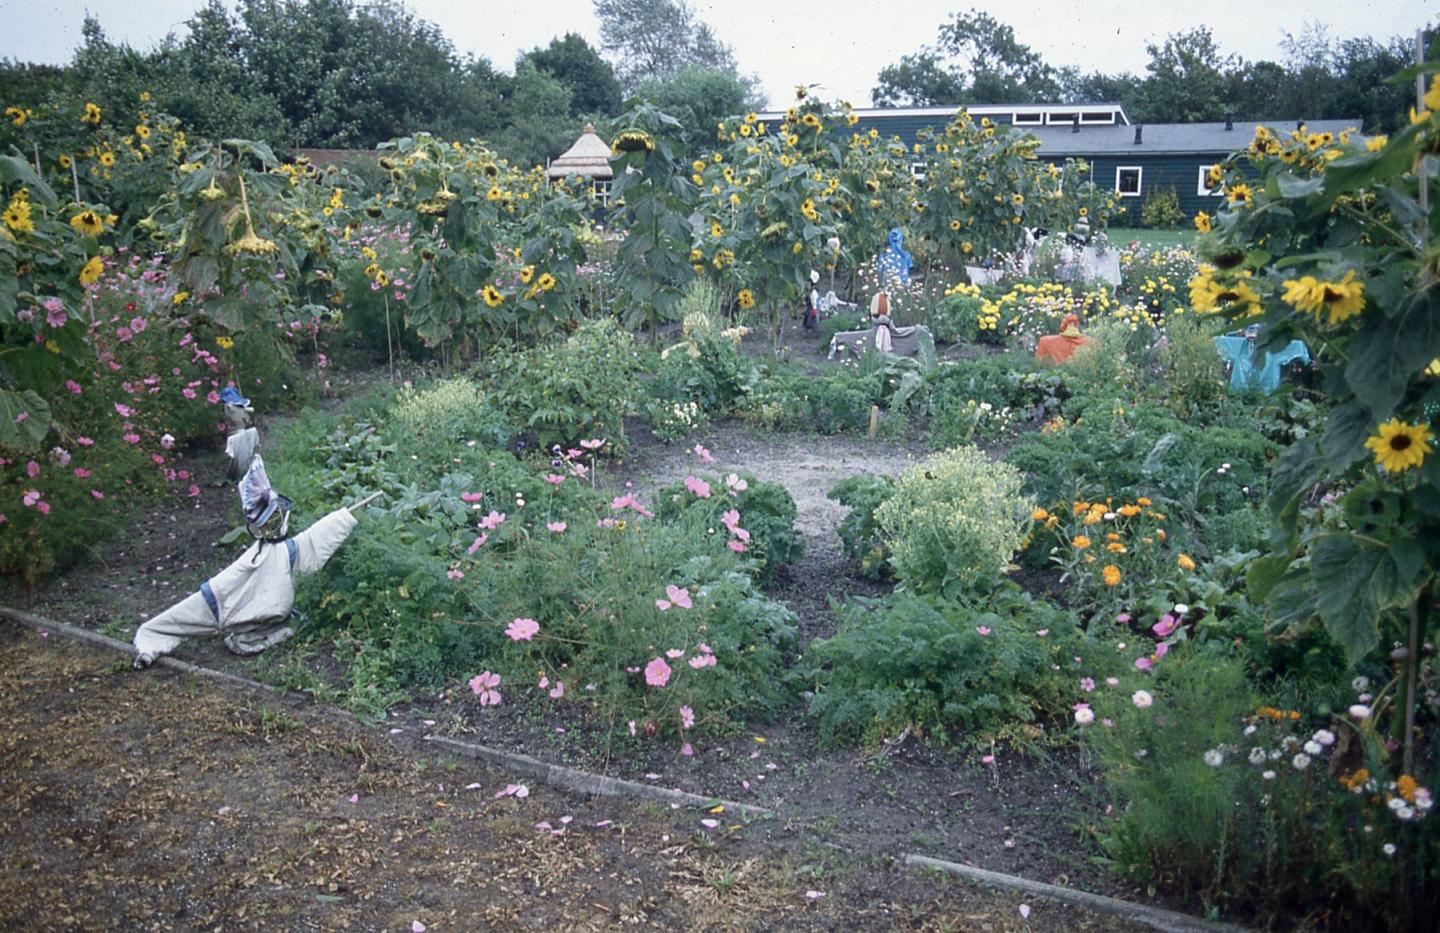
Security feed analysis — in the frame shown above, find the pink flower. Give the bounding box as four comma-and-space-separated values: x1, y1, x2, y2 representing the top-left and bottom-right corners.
65, 380, 82, 395
580, 438, 605, 450
680, 705, 695, 729
546, 521, 567, 533
188, 484, 201, 497
1074, 703, 1095, 725
152, 454, 165, 465
1036, 629, 1049, 637
693, 444, 716, 464
666, 648, 684, 659
466, 534, 488, 554
1080, 677, 1096, 692
25, 460, 39, 478
548, 681, 565, 699
14, 411, 27, 423
114, 402, 135, 418
73, 468, 91, 479
76, 436, 93, 447
644, 657, 672, 688
1154, 643, 1169, 660
478, 510, 506, 530
505, 617, 540, 641
665, 585, 692, 609
543, 474, 565, 485
727, 539, 747, 553
1131, 690, 1154, 708
116, 327, 133, 342
469, 671, 502, 706
1106, 676, 1119, 687
123, 433, 141, 444
689, 653, 717, 669
682, 743, 695, 758
1151, 615, 1178, 638
23, 490, 41, 507
182, 387, 197, 400
460, 491, 484, 503
158, 433, 174, 450
1115, 613, 1132, 624
982, 754, 995, 765
446, 569, 464, 580
206, 390, 220, 404
725, 473, 748, 494
975, 626, 992, 636
36, 501, 50, 515
683, 475, 712, 498
90, 489, 104, 499
129, 316, 146, 333
1134, 657, 1153, 671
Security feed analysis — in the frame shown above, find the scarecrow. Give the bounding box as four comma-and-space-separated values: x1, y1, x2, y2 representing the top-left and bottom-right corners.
132, 456, 378, 668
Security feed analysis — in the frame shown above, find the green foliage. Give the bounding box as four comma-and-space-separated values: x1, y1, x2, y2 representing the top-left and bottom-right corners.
874, 446, 1032, 597
655, 471, 804, 584
1139, 186, 1184, 229
1159, 314, 1226, 418
736, 364, 884, 436
925, 353, 1068, 446
828, 474, 897, 580
802, 590, 1083, 746
481, 318, 641, 451
642, 287, 759, 439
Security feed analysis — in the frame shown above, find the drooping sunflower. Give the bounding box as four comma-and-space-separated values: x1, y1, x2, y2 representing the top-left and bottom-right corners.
1280, 270, 1365, 326
736, 289, 756, 310
481, 285, 505, 308
1365, 419, 1433, 473
610, 129, 654, 153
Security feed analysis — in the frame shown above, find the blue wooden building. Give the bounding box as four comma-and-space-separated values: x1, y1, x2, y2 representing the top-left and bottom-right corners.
760, 103, 1359, 225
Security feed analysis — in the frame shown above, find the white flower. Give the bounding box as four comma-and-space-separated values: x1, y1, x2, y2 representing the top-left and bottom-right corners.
1383, 843, 1397, 857
1304, 740, 1322, 756
1262, 770, 1276, 781
1104, 512, 1118, 520
1416, 789, 1434, 811
1313, 729, 1336, 746
1074, 707, 1095, 725
1352, 676, 1370, 692
1243, 724, 1258, 737
1204, 749, 1224, 767
1131, 690, 1153, 708
1396, 805, 1416, 821
1292, 753, 1311, 770
1173, 603, 1189, 615
1248, 747, 1267, 765
1389, 797, 1406, 813
1349, 704, 1372, 720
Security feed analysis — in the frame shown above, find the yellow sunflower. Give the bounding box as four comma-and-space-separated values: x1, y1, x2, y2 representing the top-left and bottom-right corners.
99, 151, 116, 167
70, 210, 104, 236
481, 285, 505, 308
1364, 419, 1433, 473
1280, 271, 1365, 326
1194, 212, 1212, 233
736, 289, 756, 310
536, 272, 556, 292
519, 265, 535, 284
79, 255, 104, 285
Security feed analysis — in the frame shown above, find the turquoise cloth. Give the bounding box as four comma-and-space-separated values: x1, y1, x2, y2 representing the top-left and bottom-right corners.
1214, 336, 1310, 392
876, 227, 912, 288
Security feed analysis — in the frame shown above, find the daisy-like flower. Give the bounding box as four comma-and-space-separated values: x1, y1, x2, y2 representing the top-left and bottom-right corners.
1131, 690, 1153, 708
1102, 564, 1122, 586
1364, 419, 1432, 473
505, 618, 539, 641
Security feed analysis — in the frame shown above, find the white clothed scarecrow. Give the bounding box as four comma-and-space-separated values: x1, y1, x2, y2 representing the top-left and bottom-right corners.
132, 456, 374, 668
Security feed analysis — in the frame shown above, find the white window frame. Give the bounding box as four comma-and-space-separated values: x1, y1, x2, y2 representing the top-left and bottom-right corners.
910, 162, 927, 181
1115, 165, 1142, 197
1045, 112, 1078, 125
1013, 112, 1043, 126
1197, 164, 1222, 196
592, 178, 613, 206
1081, 111, 1116, 124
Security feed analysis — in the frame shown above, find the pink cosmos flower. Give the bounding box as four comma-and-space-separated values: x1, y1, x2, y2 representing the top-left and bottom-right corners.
182, 387, 197, 400
609, 491, 653, 517
36, 501, 50, 515
23, 490, 41, 507
680, 705, 695, 729
543, 474, 565, 485
1074, 703, 1095, 725
460, 491, 484, 503
689, 653, 717, 669
1115, 613, 1132, 624
1036, 629, 1050, 637
684, 475, 712, 498
975, 626, 992, 636
206, 390, 220, 404
25, 460, 39, 478
65, 380, 82, 395
727, 540, 747, 553
546, 521, 567, 533
160, 433, 175, 450
548, 681, 565, 699
1106, 676, 1119, 687
45, 304, 67, 329
114, 402, 135, 418
682, 743, 695, 758
1132, 690, 1154, 708
1080, 677, 1096, 692
116, 327, 133, 342
188, 484, 201, 497
693, 444, 716, 464
580, 438, 605, 450
466, 534, 488, 554
478, 510, 506, 530
129, 316, 146, 333
665, 585, 692, 610
13, 411, 25, 423
1134, 657, 1153, 671
123, 433, 141, 444
470, 671, 502, 706
446, 569, 464, 580
91, 489, 104, 499
505, 618, 540, 642
666, 648, 684, 659
73, 468, 91, 479
1154, 643, 1169, 660
644, 657, 672, 688
725, 473, 748, 494
1152, 615, 1178, 638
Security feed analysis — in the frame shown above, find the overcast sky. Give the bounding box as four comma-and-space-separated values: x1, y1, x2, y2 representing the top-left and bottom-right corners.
1, 1, 1433, 108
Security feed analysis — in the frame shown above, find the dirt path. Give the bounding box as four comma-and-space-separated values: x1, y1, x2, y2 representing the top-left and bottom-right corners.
0, 623, 1144, 932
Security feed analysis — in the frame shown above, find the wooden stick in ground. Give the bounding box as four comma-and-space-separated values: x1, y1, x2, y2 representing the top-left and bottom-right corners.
347, 491, 383, 513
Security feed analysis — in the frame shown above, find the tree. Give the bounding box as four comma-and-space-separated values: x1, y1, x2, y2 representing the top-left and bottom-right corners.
631, 66, 756, 149
872, 10, 1061, 107
491, 60, 578, 170
522, 33, 622, 118
1128, 27, 1236, 124
593, 0, 739, 92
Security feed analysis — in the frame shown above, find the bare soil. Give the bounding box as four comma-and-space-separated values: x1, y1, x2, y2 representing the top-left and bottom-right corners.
0, 623, 1153, 931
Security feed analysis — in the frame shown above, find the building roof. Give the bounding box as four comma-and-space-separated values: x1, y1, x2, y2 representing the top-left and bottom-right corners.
547, 123, 614, 179
1025, 119, 1361, 157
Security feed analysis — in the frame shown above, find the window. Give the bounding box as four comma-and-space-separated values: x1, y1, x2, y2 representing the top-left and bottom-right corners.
592, 178, 612, 206
1115, 166, 1142, 197
1013, 112, 1043, 126
1046, 111, 1078, 125
910, 162, 927, 182
1196, 164, 1222, 196
1081, 111, 1115, 124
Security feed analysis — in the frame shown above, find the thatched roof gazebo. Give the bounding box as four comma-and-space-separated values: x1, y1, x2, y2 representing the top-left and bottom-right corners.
546, 123, 614, 203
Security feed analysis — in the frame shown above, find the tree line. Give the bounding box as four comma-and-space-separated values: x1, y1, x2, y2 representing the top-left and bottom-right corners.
874, 11, 1433, 132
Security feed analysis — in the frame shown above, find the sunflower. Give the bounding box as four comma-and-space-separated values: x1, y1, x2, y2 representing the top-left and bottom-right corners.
98, 151, 116, 167
81, 102, 102, 126
486, 186, 502, 201
1226, 184, 1253, 206
949, 219, 961, 231
135, 124, 151, 139
57, 153, 73, 170
519, 265, 535, 284
3, 197, 34, 234
79, 255, 104, 285
227, 230, 279, 256
537, 272, 556, 292
736, 288, 756, 310
800, 198, 818, 222
1280, 271, 1365, 325
69, 210, 104, 237
1193, 211, 1212, 233
481, 285, 504, 308
801, 112, 821, 130
846, 112, 859, 126
1365, 419, 1433, 472
611, 129, 655, 153
710, 221, 723, 238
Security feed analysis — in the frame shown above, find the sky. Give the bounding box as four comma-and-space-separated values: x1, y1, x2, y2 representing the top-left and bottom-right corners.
1, 1, 1434, 109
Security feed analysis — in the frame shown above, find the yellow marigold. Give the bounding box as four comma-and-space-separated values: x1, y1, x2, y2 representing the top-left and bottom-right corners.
1340, 768, 1370, 791
1118, 504, 1141, 517
1106, 542, 1127, 553
79, 255, 103, 285
1030, 508, 1050, 521
1136, 497, 1152, 506
1365, 418, 1433, 473
172, 291, 190, 305
1177, 553, 1196, 572
1102, 565, 1122, 586
1398, 774, 1419, 803
1072, 535, 1091, 550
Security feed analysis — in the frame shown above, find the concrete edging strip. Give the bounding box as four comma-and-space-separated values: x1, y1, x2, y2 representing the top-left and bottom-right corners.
902, 854, 1245, 933
4, 605, 1243, 930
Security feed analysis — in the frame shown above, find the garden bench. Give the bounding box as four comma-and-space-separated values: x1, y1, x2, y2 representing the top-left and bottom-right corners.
827, 324, 934, 360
